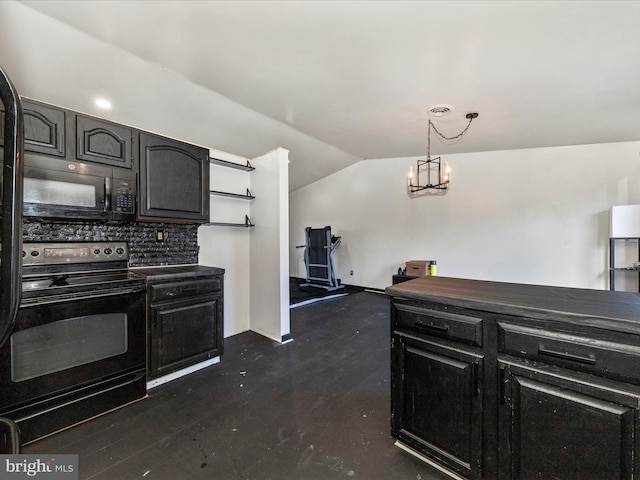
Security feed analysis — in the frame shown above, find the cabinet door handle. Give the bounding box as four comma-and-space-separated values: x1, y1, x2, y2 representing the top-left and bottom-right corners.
499, 365, 506, 405
414, 322, 449, 333
538, 347, 596, 365
104, 176, 112, 212
472, 362, 479, 398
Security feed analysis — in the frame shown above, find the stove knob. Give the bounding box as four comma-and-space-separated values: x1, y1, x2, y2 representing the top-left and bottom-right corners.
116, 247, 125, 255
22, 251, 26, 257
93, 249, 101, 255
30, 251, 39, 257
104, 248, 113, 255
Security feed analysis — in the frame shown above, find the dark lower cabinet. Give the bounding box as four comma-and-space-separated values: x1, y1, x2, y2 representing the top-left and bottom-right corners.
498, 359, 640, 480
147, 275, 224, 380
388, 278, 640, 480
392, 332, 483, 479
150, 294, 222, 378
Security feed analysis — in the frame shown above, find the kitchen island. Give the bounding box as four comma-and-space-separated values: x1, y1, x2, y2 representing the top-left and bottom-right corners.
385, 276, 640, 480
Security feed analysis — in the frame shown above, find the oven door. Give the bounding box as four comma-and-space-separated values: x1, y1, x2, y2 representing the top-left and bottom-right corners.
0, 289, 147, 444
22, 156, 110, 220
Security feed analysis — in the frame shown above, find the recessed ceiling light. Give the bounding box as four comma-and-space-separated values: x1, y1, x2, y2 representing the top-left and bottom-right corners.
427, 104, 453, 117
95, 98, 112, 110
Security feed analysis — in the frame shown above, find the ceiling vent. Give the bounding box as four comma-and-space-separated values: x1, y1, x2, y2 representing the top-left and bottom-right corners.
427, 104, 453, 117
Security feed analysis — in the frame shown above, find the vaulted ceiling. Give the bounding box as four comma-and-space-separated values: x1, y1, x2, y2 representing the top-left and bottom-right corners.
18, 1, 640, 190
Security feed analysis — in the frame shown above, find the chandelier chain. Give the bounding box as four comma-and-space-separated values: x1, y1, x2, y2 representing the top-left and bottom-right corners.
427, 116, 475, 160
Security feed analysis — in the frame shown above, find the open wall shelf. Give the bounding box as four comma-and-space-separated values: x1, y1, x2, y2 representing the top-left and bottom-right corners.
210, 189, 254, 200
209, 156, 254, 227
609, 237, 640, 291
209, 157, 255, 171
206, 215, 254, 228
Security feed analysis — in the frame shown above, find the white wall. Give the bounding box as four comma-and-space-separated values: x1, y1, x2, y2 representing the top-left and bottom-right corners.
199, 149, 253, 338
249, 148, 290, 342
290, 141, 640, 290
202, 147, 291, 341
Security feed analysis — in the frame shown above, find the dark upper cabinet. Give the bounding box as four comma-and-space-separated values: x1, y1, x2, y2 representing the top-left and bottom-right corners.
138, 132, 209, 223
1, 99, 66, 157
498, 359, 640, 480
1, 97, 213, 223
1, 99, 136, 169
23, 100, 66, 157
0, 99, 65, 208
76, 115, 133, 168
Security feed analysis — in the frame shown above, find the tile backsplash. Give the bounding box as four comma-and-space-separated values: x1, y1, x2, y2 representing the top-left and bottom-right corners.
20, 219, 199, 266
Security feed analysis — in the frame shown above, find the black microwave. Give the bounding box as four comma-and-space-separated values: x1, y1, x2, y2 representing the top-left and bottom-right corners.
22, 156, 136, 222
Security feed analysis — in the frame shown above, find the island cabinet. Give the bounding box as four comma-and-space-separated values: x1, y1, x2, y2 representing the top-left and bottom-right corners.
386, 276, 640, 480
391, 301, 484, 479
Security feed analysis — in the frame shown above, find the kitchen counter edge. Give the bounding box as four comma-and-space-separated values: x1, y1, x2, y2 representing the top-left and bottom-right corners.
385, 276, 640, 335
130, 264, 225, 282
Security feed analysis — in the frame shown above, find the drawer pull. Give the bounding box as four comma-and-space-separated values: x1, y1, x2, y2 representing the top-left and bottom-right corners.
414, 322, 449, 333
182, 287, 200, 294
538, 347, 596, 365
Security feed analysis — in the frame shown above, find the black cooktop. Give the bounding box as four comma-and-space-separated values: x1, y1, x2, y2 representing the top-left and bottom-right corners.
20, 271, 145, 304
14, 242, 146, 304
23, 271, 143, 293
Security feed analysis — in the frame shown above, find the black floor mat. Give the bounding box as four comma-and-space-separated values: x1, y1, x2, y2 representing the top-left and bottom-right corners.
290, 276, 364, 305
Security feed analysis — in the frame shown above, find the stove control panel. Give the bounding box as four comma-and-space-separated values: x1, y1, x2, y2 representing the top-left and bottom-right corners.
22, 242, 129, 266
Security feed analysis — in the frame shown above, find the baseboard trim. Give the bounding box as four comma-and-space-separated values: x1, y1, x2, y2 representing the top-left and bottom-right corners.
364, 287, 386, 294
394, 441, 466, 480
147, 357, 220, 389
290, 293, 348, 309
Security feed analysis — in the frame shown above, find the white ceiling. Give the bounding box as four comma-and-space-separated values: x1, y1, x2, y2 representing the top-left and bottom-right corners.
18, 0, 640, 190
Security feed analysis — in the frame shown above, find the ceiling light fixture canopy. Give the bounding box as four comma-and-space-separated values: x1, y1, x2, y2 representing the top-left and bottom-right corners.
408, 112, 478, 193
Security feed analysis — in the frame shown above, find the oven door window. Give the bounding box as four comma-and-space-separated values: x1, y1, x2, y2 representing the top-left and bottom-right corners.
11, 313, 127, 382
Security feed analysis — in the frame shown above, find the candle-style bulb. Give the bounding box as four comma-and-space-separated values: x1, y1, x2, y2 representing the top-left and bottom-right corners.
444, 164, 451, 184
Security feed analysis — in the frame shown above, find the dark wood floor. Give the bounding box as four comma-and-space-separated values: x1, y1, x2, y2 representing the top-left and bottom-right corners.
24, 292, 448, 480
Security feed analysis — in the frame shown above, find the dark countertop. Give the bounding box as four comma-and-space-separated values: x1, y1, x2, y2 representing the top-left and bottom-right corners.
385, 276, 640, 334
130, 264, 225, 282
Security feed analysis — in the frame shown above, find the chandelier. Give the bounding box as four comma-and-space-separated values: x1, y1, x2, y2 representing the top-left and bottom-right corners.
407, 112, 478, 192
